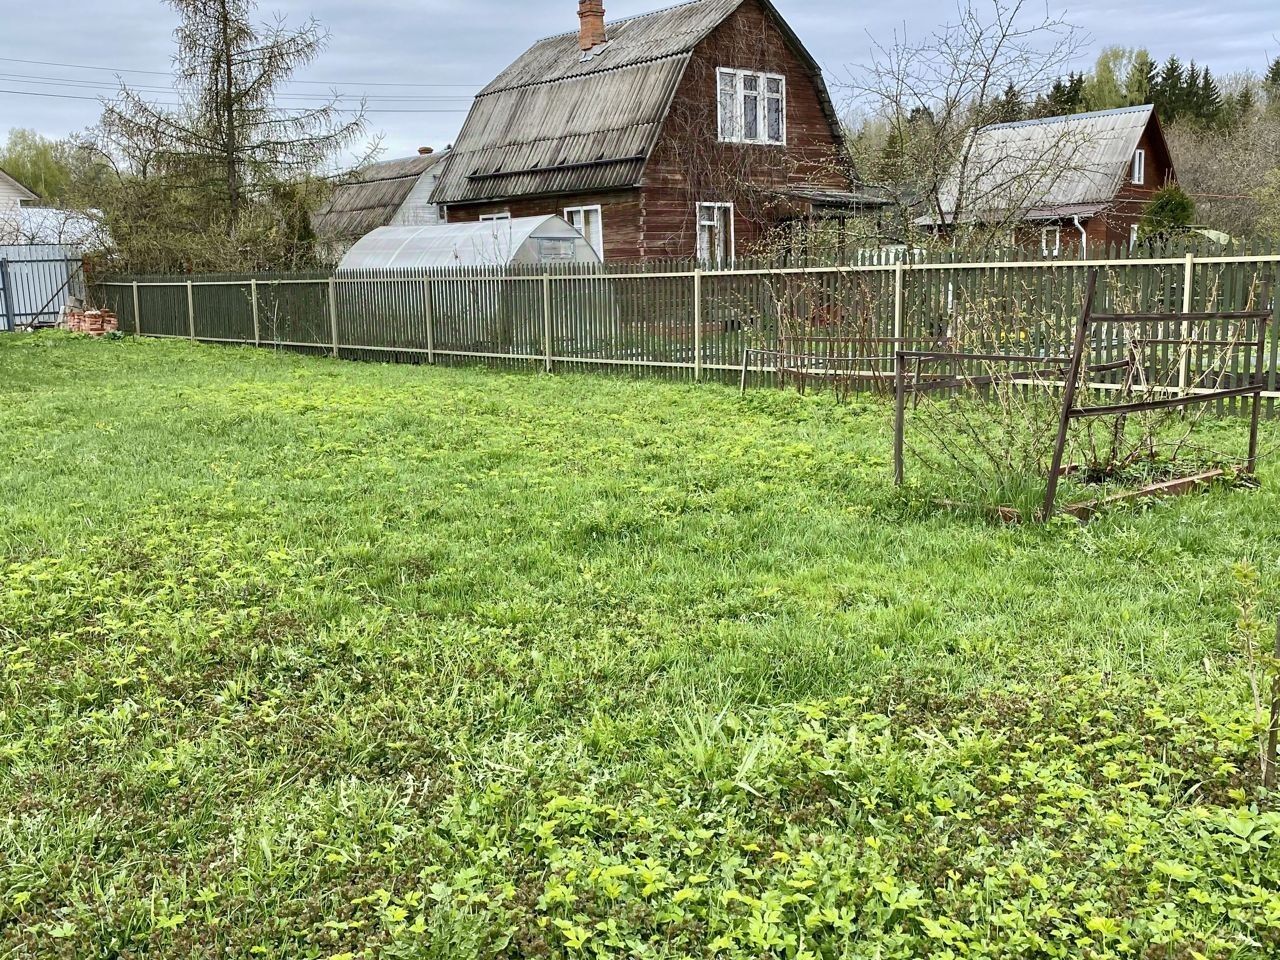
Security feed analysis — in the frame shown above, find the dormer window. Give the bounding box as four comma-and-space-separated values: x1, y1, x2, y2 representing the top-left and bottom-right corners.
717, 69, 786, 145
1132, 148, 1145, 186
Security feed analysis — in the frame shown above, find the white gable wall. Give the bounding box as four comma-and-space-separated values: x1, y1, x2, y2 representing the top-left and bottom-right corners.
0, 170, 37, 212
391, 170, 444, 227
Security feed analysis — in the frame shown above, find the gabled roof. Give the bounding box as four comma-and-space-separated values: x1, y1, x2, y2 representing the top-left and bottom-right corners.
929, 105, 1167, 223
0, 166, 40, 202
431, 0, 841, 205
314, 151, 448, 240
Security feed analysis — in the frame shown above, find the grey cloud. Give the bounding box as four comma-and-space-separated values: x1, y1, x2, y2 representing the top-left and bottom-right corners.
2, 0, 1276, 163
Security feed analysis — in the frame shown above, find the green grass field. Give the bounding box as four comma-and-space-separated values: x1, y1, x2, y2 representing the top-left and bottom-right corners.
2, 334, 1279, 959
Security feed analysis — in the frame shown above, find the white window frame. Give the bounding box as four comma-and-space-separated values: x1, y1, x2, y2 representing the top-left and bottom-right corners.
1041, 226, 1061, 257
1132, 149, 1146, 186
1129, 222, 1140, 250
696, 202, 735, 266
716, 68, 786, 145
563, 204, 604, 259
479, 211, 510, 222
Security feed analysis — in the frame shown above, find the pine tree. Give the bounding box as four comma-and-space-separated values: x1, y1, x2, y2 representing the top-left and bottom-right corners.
1267, 58, 1280, 89
1065, 72, 1086, 112
1265, 58, 1280, 108
1154, 56, 1184, 122
1197, 66, 1223, 125
101, 0, 367, 236
1224, 86, 1257, 128
1183, 61, 1202, 120
1033, 78, 1068, 117
992, 82, 1027, 123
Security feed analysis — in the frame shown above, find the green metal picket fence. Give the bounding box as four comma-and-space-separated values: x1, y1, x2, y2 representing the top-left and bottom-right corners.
95, 242, 1280, 411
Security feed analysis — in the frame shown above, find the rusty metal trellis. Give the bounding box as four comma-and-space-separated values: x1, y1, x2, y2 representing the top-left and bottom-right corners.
892, 268, 1274, 521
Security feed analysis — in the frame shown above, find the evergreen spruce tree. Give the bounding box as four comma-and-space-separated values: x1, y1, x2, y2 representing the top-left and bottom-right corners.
1065, 72, 1086, 112
992, 82, 1027, 123
1264, 58, 1280, 108
1225, 86, 1257, 128
1197, 66, 1223, 126
1183, 62, 1202, 120
1154, 56, 1184, 122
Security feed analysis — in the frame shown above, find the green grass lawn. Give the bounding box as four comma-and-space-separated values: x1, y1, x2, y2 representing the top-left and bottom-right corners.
2, 333, 1279, 959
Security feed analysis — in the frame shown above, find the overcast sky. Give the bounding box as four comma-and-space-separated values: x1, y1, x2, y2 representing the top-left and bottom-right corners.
3, 0, 1277, 162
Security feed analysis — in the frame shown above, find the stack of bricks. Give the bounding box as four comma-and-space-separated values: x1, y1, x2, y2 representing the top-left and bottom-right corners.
64, 308, 120, 336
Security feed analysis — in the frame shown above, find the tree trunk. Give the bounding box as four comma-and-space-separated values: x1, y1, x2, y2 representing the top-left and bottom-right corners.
220, 0, 240, 232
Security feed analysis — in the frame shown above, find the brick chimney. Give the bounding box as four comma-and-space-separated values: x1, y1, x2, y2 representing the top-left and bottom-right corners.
578, 0, 607, 51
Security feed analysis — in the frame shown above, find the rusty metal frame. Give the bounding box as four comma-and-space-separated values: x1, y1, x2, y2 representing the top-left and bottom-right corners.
891, 267, 1273, 521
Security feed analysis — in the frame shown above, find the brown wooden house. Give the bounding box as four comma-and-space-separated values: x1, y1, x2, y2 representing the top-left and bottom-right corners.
919, 105, 1177, 255
430, 0, 883, 263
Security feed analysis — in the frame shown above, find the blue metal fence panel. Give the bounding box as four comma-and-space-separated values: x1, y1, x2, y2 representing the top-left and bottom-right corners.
0, 244, 85, 331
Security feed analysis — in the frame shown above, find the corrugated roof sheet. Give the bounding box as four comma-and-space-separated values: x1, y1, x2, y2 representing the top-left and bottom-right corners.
314, 151, 447, 240
432, 0, 749, 205
932, 105, 1155, 222
482, 0, 742, 92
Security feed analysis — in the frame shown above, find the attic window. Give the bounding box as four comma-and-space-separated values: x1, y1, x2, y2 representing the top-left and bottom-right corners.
1132, 149, 1146, 186
717, 69, 786, 145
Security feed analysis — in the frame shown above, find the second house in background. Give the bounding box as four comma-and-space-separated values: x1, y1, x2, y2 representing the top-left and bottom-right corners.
314, 147, 451, 262
918, 105, 1176, 255
431, 0, 884, 263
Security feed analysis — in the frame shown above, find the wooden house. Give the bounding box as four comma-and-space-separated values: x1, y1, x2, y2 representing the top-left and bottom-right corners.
0, 167, 38, 214
919, 105, 1177, 254
431, 0, 882, 263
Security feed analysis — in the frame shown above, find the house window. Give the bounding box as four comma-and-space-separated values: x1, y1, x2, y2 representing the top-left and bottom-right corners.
716, 69, 786, 145
479, 211, 510, 222
1132, 149, 1145, 186
1041, 226, 1061, 257
564, 205, 604, 259
1129, 223, 1139, 250
696, 202, 735, 266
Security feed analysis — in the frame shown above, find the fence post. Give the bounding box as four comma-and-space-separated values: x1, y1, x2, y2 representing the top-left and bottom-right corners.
693, 267, 703, 381
1179, 252, 1194, 393
893, 262, 905, 349
0, 260, 13, 333
542, 273, 552, 373
250, 279, 260, 346
186, 280, 195, 341
328, 277, 339, 359
893, 349, 905, 485
131, 281, 142, 336
423, 276, 435, 364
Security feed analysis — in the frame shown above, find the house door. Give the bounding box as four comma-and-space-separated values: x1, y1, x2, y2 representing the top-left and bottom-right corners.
696, 203, 735, 267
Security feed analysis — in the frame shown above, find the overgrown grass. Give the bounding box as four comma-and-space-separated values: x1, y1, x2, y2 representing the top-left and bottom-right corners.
2, 333, 1279, 959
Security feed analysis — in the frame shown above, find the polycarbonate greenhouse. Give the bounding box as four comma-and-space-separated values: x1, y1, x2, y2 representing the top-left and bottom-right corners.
333, 215, 617, 358
337, 215, 602, 271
